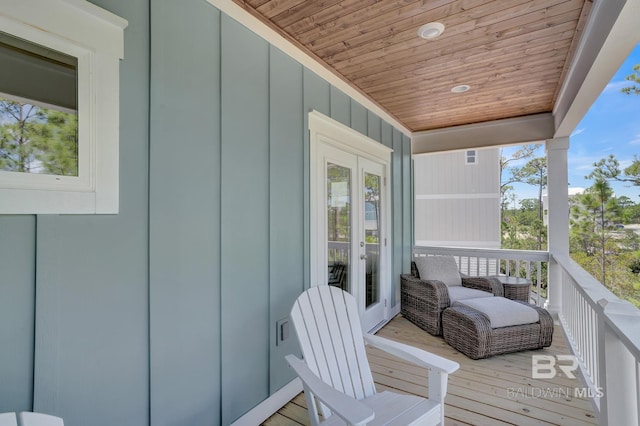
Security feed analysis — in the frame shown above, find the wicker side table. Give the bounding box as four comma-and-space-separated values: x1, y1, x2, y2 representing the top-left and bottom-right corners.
494, 276, 532, 302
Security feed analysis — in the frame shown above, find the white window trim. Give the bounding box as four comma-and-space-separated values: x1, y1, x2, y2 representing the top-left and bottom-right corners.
0, 0, 127, 214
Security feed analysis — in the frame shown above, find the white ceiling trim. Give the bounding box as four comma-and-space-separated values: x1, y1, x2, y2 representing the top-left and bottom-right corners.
412, 113, 554, 155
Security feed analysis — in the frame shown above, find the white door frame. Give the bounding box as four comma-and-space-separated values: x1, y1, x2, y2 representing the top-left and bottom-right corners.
309, 110, 392, 330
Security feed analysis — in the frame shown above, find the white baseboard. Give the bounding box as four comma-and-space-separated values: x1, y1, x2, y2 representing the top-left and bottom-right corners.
230, 378, 302, 426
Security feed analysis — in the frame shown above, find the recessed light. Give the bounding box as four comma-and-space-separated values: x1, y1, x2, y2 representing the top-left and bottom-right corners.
417, 22, 445, 40
451, 84, 471, 93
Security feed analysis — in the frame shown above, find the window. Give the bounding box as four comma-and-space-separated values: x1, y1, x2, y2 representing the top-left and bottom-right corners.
465, 150, 477, 165
0, 33, 79, 177
0, 0, 127, 214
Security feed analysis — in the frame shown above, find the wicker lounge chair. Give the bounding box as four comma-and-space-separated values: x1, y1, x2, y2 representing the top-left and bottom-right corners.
401, 256, 504, 336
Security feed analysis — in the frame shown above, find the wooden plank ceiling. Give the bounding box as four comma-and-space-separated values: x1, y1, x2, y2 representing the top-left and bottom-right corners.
232, 0, 592, 132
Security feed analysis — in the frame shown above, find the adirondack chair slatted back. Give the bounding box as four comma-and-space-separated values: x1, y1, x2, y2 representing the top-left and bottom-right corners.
0, 413, 63, 426
290, 286, 376, 404
17, 413, 63, 426
0, 413, 17, 426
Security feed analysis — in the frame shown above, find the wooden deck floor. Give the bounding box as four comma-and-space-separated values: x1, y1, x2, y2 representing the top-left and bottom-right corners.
264, 315, 598, 426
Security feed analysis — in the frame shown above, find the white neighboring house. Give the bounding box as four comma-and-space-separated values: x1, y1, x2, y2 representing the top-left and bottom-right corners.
414, 148, 501, 249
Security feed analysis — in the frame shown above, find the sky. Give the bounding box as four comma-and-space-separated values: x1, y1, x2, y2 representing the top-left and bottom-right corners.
502, 42, 640, 205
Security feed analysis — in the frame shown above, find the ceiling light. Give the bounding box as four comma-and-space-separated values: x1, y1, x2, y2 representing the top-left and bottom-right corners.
451, 84, 471, 93
417, 22, 445, 40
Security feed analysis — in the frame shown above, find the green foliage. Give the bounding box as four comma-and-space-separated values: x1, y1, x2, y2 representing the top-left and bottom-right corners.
0, 99, 77, 176
589, 153, 640, 186
567, 158, 640, 307
501, 152, 548, 251
628, 255, 640, 274
572, 250, 640, 308
571, 178, 619, 284
499, 144, 540, 190
500, 149, 640, 308
621, 63, 640, 95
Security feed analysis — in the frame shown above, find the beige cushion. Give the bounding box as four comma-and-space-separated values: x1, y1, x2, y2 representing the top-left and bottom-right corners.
454, 297, 539, 328
448, 286, 494, 303
414, 255, 462, 287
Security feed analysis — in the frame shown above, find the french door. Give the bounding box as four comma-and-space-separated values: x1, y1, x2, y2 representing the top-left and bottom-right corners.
310, 112, 391, 332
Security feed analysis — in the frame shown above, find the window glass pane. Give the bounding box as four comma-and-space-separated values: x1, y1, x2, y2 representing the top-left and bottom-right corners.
364, 172, 380, 307
0, 32, 78, 176
327, 163, 351, 291
0, 99, 78, 176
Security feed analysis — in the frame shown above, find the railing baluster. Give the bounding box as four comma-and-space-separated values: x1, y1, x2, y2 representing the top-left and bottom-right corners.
536, 261, 542, 305
412, 245, 549, 303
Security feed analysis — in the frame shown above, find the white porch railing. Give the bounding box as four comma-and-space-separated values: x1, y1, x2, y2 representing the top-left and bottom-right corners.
412, 245, 640, 425
328, 241, 350, 264
413, 245, 549, 306
553, 253, 640, 426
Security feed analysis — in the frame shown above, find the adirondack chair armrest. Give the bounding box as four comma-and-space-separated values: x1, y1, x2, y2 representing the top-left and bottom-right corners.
285, 355, 375, 426
363, 334, 459, 374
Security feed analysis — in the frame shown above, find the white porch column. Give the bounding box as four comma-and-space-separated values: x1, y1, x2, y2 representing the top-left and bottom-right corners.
545, 137, 570, 316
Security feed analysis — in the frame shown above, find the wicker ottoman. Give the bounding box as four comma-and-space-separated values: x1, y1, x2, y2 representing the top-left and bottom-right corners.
442, 297, 553, 359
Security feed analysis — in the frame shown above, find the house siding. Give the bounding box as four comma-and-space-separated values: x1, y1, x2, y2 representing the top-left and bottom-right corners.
149, 1, 221, 425
32, 0, 150, 424
414, 149, 501, 248
0, 215, 35, 413
0, 1, 413, 425
268, 47, 305, 396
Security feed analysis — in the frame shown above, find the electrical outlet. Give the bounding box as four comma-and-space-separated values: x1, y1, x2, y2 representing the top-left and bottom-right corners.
276, 318, 289, 346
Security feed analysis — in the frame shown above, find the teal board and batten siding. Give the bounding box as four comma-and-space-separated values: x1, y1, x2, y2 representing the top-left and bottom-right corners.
0, 1, 414, 425
149, 0, 221, 425
0, 0, 151, 425
0, 215, 35, 413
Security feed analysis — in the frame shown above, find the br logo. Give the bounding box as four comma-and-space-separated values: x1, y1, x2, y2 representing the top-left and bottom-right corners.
531, 355, 579, 379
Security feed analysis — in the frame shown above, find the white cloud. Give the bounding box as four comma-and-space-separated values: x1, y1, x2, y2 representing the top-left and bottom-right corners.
569, 154, 601, 172
628, 134, 640, 146
571, 128, 585, 137
602, 80, 629, 94
619, 159, 633, 169
568, 187, 585, 196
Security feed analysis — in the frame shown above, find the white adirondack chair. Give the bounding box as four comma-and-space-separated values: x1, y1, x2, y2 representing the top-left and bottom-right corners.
0, 413, 17, 426
17, 413, 63, 426
286, 285, 459, 426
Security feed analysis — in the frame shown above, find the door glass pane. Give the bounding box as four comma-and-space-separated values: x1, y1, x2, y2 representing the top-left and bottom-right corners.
327, 162, 350, 291
364, 172, 380, 307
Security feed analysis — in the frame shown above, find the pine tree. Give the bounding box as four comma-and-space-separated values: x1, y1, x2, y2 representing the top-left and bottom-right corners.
621, 64, 640, 95
0, 99, 77, 176
571, 178, 619, 286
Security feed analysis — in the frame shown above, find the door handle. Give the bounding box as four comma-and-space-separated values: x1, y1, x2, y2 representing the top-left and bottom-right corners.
360, 254, 368, 260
